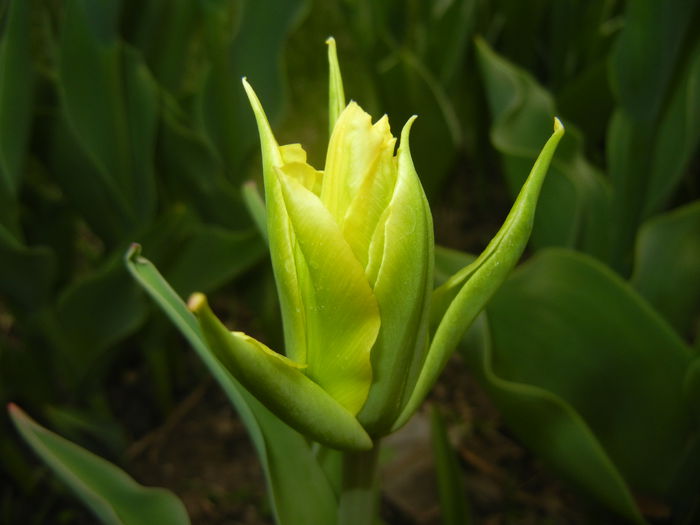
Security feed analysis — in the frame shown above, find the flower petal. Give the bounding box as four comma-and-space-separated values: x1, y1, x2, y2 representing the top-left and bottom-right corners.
189, 293, 372, 450
357, 117, 435, 435
321, 103, 395, 225
277, 169, 381, 415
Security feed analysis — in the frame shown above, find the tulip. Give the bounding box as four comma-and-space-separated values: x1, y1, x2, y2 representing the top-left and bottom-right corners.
188, 38, 564, 451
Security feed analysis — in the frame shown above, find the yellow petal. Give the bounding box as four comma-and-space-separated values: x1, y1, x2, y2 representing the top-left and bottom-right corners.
321, 103, 395, 224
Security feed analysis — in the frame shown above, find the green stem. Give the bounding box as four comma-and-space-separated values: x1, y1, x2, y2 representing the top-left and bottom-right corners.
338, 441, 381, 525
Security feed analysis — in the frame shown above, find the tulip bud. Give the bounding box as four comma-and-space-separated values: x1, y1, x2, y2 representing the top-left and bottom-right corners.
188, 38, 563, 450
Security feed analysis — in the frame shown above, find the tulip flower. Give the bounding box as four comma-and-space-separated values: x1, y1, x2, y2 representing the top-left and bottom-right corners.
188, 38, 564, 451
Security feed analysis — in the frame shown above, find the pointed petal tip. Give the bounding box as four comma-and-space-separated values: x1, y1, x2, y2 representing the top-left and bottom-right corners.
326, 36, 335, 45
187, 292, 207, 313
553, 117, 565, 134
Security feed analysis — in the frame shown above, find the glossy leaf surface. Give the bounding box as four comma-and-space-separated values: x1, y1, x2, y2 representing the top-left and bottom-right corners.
9, 405, 190, 525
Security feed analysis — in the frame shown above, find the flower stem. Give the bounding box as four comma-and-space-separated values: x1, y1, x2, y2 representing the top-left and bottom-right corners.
338, 441, 381, 525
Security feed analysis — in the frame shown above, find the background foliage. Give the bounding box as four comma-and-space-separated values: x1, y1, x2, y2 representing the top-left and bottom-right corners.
1, 0, 698, 523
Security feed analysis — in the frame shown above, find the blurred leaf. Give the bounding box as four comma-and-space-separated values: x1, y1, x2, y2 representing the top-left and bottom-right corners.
423, 0, 477, 87
607, 0, 700, 269
0, 224, 55, 311
58, 0, 158, 242
465, 249, 695, 512
0, 0, 33, 233
631, 201, 700, 340
165, 225, 265, 296
126, 246, 337, 525
56, 253, 148, 373
158, 94, 250, 228
124, 0, 201, 92
376, 50, 461, 198
197, 0, 309, 178
475, 37, 611, 259
45, 405, 126, 455
9, 404, 190, 525
430, 407, 471, 525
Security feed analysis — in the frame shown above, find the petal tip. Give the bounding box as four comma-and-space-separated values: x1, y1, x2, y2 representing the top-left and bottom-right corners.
187, 292, 207, 313
553, 117, 565, 134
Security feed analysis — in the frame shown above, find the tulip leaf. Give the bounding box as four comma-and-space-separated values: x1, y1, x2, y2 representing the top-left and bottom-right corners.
631, 201, 700, 341
0, 0, 33, 232
8, 404, 190, 525
467, 249, 695, 514
607, 0, 700, 268
430, 407, 471, 525
57, 0, 159, 242
197, 0, 308, 178
56, 253, 149, 376
461, 314, 647, 525
394, 118, 564, 430
125, 246, 338, 525
164, 225, 265, 297
0, 224, 56, 311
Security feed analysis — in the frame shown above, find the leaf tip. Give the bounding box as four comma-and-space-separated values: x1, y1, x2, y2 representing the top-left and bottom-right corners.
325, 36, 336, 46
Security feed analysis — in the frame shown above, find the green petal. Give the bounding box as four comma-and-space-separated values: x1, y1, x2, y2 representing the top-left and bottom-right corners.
394, 118, 565, 431
277, 170, 381, 414
189, 293, 372, 451
357, 117, 435, 435
326, 37, 346, 135
243, 79, 307, 363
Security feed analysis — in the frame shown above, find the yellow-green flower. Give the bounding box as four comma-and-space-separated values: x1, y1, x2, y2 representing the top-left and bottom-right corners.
188, 38, 564, 451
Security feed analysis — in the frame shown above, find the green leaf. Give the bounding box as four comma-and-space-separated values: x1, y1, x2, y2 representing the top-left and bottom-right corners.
55, 253, 149, 376
632, 201, 700, 340
0, 224, 55, 311
58, 0, 158, 241
197, 0, 309, 178
158, 94, 250, 229
0, 0, 34, 232
394, 117, 564, 430
430, 407, 471, 525
125, 246, 338, 525
467, 249, 695, 514
607, 0, 700, 269
164, 225, 265, 297
9, 404, 190, 525
475, 37, 611, 259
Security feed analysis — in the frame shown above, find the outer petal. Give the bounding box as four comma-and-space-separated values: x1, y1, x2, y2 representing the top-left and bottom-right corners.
357, 117, 435, 435
393, 118, 566, 432
277, 170, 381, 414
189, 293, 372, 450
243, 79, 307, 363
